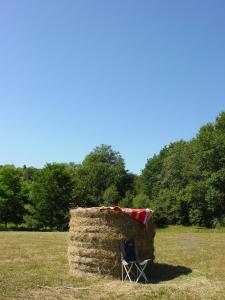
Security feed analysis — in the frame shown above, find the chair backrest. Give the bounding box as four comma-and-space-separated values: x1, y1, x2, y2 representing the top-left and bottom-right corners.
122, 239, 137, 262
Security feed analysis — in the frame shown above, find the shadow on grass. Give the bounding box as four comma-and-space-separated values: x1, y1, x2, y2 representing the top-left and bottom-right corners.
149, 263, 192, 283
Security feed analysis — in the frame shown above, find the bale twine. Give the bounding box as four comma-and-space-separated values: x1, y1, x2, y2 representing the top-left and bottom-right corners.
68, 207, 155, 278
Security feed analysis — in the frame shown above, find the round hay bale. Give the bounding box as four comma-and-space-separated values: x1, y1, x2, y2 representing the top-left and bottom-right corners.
68, 207, 155, 278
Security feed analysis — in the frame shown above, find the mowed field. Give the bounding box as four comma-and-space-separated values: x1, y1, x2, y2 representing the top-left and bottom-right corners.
0, 227, 225, 300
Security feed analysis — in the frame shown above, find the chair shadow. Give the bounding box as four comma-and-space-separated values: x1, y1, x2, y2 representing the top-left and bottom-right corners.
148, 263, 192, 283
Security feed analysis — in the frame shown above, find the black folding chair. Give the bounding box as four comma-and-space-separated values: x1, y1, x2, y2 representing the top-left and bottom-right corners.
121, 239, 151, 283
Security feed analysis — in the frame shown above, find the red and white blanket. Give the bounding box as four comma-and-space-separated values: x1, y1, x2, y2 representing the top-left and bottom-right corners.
100, 206, 153, 225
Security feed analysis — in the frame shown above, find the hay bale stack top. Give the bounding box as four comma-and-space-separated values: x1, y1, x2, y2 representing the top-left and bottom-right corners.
68, 207, 155, 278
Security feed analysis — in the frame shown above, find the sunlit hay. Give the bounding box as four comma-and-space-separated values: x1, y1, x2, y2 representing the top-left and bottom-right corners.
68, 207, 155, 278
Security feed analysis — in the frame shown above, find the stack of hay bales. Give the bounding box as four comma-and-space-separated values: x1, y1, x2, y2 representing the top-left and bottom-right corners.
68, 207, 155, 278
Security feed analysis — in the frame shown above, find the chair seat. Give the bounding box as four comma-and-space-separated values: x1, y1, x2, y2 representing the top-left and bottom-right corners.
139, 259, 151, 266
122, 259, 150, 265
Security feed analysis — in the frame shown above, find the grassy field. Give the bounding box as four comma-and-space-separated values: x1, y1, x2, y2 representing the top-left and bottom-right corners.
0, 227, 225, 300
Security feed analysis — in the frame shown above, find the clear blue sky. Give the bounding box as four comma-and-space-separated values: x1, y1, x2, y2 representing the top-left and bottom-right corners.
0, 0, 225, 174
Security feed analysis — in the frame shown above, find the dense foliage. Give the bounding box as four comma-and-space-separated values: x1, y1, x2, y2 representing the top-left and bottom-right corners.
0, 112, 225, 230
140, 112, 225, 227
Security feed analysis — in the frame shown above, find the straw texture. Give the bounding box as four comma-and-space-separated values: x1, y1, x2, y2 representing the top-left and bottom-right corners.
68, 207, 155, 278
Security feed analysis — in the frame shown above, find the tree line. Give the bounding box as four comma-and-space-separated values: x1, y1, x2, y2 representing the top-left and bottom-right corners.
0, 112, 225, 230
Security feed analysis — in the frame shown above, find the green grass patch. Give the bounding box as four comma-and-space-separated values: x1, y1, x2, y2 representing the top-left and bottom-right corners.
0, 227, 225, 299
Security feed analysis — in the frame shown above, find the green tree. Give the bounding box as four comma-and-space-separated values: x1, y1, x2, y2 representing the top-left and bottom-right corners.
72, 145, 132, 207
141, 147, 169, 200
140, 112, 225, 227
103, 185, 120, 206
83, 144, 124, 166
132, 194, 150, 209
21, 165, 39, 183
119, 190, 136, 208
28, 163, 73, 230
0, 166, 25, 228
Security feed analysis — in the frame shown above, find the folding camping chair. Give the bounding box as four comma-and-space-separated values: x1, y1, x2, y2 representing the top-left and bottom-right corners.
121, 239, 151, 283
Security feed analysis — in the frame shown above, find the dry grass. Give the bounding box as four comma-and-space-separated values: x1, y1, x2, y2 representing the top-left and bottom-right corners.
0, 226, 225, 299
68, 208, 155, 277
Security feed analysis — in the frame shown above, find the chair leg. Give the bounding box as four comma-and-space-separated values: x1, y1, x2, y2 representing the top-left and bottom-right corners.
122, 263, 124, 281
122, 262, 147, 283
124, 264, 133, 282
135, 263, 149, 283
